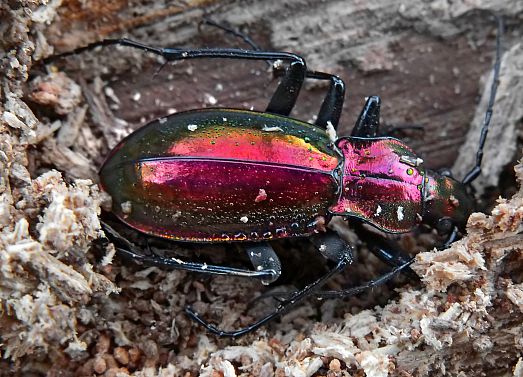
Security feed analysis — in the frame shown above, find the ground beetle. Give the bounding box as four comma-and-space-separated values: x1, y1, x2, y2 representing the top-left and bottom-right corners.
47, 16, 503, 337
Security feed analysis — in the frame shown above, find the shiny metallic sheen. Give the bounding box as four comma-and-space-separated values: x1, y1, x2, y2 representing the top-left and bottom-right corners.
100, 109, 434, 241
100, 109, 339, 241
329, 137, 426, 233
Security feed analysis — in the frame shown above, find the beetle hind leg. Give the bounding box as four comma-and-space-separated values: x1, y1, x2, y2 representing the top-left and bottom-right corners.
101, 222, 279, 281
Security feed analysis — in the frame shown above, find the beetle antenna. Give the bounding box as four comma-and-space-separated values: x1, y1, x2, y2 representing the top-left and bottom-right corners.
462, 14, 504, 185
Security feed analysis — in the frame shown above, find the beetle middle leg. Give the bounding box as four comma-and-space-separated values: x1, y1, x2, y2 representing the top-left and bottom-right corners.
185, 231, 354, 337
268, 230, 415, 301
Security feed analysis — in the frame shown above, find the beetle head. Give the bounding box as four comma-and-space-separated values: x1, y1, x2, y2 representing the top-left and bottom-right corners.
422, 173, 475, 234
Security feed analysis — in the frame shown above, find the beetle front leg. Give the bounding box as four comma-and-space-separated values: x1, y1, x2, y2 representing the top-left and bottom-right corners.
353, 221, 419, 280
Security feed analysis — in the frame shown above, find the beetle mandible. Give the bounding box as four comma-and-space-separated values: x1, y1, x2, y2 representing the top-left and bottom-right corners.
47, 16, 503, 337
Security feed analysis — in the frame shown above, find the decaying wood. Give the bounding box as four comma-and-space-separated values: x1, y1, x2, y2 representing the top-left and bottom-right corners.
1, 0, 522, 376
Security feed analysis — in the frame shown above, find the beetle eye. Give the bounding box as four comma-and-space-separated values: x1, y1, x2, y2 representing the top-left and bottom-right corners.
436, 217, 454, 235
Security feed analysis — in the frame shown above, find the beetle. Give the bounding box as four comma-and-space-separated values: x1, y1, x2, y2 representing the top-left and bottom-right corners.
47, 16, 503, 337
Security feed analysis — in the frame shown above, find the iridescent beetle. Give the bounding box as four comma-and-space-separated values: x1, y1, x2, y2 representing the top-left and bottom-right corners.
49, 17, 503, 337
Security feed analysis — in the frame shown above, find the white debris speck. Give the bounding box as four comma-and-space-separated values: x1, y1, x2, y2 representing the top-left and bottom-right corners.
240, 216, 249, 223
400, 155, 424, 167
171, 257, 185, 265
375, 205, 382, 216
326, 121, 337, 143
167, 108, 177, 114
223, 117, 228, 122
204, 93, 217, 105
201, 263, 208, 270
397, 206, 404, 221
187, 124, 198, 131
121, 201, 132, 215
319, 244, 327, 252
158, 117, 167, 124
215, 83, 224, 91
262, 125, 284, 132
104, 87, 120, 104
255, 189, 268, 202
132, 92, 141, 101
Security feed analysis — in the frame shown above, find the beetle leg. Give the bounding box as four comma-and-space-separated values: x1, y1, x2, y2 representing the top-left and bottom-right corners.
312, 258, 414, 299
185, 237, 353, 337
462, 15, 503, 185
441, 226, 459, 249
312, 72, 346, 131
353, 221, 419, 280
199, 19, 346, 124
46, 33, 347, 127
101, 222, 277, 281
265, 60, 307, 116
308, 231, 412, 298
351, 95, 381, 137
244, 242, 282, 285
309, 230, 354, 263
